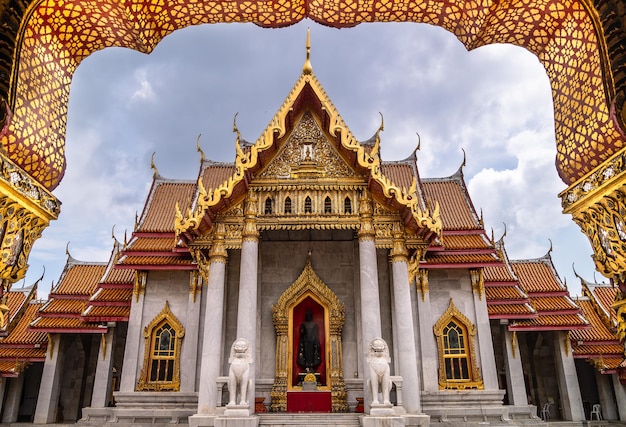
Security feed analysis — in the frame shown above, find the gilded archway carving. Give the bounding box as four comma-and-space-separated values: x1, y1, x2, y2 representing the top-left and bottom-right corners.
271, 258, 346, 412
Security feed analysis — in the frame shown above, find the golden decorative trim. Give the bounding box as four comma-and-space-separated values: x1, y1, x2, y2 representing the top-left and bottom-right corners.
101, 332, 107, 361
242, 191, 259, 242
1, 153, 60, 285
133, 271, 147, 302
271, 259, 347, 412
389, 222, 408, 263
433, 299, 483, 390
137, 301, 185, 391
358, 189, 375, 241
189, 271, 201, 303
564, 331, 571, 357
511, 331, 517, 359
47, 333, 54, 359
417, 269, 429, 302
470, 268, 484, 300
176, 70, 441, 240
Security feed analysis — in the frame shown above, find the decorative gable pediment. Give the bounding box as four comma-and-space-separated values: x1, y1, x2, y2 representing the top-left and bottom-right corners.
257, 112, 358, 181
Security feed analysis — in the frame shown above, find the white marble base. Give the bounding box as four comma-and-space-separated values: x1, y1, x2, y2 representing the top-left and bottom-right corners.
189, 414, 218, 427
403, 414, 430, 426
224, 403, 251, 417
215, 415, 258, 427
370, 403, 395, 416
361, 415, 406, 427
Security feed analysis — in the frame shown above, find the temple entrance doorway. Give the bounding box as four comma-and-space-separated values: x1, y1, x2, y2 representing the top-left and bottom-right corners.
271, 259, 347, 413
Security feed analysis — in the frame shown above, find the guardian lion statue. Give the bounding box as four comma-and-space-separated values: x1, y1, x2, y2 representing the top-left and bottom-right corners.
367, 338, 392, 405
227, 338, 253, 406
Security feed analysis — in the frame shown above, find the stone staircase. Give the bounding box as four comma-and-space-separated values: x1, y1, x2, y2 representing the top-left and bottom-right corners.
258, 413, 361, 427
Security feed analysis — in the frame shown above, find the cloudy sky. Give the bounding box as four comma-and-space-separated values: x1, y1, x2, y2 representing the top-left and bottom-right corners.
22, 20, 600, 297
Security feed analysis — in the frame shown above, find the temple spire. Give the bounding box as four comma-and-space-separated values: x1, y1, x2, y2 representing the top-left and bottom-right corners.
302, 28, 312, 75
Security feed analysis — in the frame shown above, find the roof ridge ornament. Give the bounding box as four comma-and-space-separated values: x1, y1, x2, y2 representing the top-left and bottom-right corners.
196, 134, 205, 164
303, 28, 312, 75
150, 152, 159, 179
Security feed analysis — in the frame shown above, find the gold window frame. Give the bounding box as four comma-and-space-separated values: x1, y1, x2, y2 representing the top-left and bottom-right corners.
433, 299, 483, 390
137, 301, 185, 391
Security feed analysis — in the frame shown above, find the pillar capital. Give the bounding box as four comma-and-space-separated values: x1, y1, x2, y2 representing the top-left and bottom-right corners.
358, 189, 375, 241
242, 191, 259, 241
390, 222, 408, 263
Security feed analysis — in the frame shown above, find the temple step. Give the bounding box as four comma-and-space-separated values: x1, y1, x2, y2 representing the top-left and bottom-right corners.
258, 413, 361, 427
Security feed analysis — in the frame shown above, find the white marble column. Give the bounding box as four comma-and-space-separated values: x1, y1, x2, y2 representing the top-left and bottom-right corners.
552, 331, 585, 421
415, 270, 438, 391
34, 333, 65, 424
119, 271, 147, 392
611, 374, 626, 420
2, 374, 24, 423
502, 328, 527, 405
196, 224, 228, 415
181, 271, 203, 392
91, 328, 115, 407
390, 225, 421, 413
470, 269, 499, 390
595, 370, 618, 420
235, 193, 259, 415
358, 191, 382, 412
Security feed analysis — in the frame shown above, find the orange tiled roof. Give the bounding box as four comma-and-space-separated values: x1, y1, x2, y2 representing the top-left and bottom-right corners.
126, 236, 176, 252
89, 288, 132, 304
422, 177, 480, 230
5, 290, 26, 321
53, 262, 106, 296
484, 264, 518, 283
82, 305, 130, 320
532, 296, 579, 312
118, 255, 194, 266
511, 313, 588, 329
585, 283, 619, 325
572, 299, 618, 342
0, 303, 47, 346
441, 234, 492, 250
488, 304, 536, 316
0, 347, 46, 360
39, 299, 86, 315
485, 286, 528, 301
201, 163, 237, 192
29, 316, 107, 332
380, 162, 415, 190
0, 360, 31, 377
511, 259, 564, 294
138, 180, 196, 233
573, 344, 624, 355
101, 266, 135, 284
422, 253, 500, 266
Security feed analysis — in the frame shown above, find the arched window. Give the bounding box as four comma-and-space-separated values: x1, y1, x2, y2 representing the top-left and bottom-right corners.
443, 321, 469, 381
284, 197, 292, 214
137, 302, 185, 391
265, 197, 273, 215
433, 299, 483, 390
324, 196, 332, 214
344, 197, 352, 214
304, 196, 312, 214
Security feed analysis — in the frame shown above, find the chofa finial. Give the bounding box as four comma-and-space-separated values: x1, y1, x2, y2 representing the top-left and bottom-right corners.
302, 28, 312, 75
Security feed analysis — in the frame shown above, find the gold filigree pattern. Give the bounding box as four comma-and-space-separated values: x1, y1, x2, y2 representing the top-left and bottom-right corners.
1, 0, 619, 191
258, 112, 356, 180
271, 259, 347, 412
133, 271, 146, 302
470, 268, 484, 300
433, 298, 483, 390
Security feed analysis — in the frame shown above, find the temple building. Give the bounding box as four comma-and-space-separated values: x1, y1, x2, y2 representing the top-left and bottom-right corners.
0, 45, 624, 427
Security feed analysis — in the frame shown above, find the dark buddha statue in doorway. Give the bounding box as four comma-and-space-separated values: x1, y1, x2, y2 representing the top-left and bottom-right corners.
297, 309, 321, 371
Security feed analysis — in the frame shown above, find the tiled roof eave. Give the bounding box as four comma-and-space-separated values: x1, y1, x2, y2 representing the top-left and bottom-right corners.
427, 248, 498, 255
28, 326, 108, 334
47, 294, 90, 300
97, 283, 133, 289
82, 315, 129, 322
487, 299, 532, 305
488, 313, 539, 320
0, 343, 46, 349
420, 261, 504, 269
509, 324, 591, 332
115, 264, 197, 270
87, 301, 131, 307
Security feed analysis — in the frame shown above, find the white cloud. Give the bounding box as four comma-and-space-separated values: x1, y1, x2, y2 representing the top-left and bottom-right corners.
129, 68, 156, 103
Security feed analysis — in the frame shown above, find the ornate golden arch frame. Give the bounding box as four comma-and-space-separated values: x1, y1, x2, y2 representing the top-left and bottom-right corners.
271, 259, 347, 412
0, 0, 625, 357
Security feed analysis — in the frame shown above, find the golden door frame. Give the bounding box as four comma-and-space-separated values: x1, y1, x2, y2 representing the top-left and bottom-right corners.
271, 259, 347, 412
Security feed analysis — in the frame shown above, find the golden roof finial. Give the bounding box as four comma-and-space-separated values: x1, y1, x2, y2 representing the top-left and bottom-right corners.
150, 152, 159, 178
196, 134, 205, 163
303, 28, 312, 75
